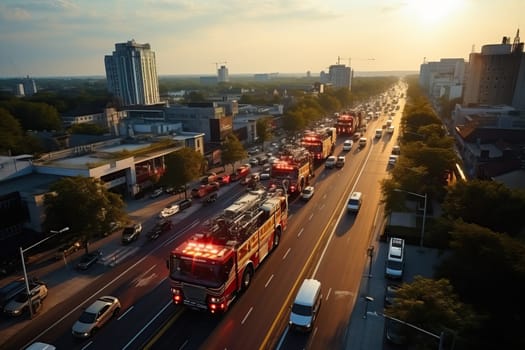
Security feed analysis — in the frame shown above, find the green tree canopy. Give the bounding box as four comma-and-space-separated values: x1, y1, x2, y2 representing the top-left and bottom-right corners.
43, 176, 127, 253
435, 221, 525, 349
161, 147, 205, 196
442, 180, 525, 236
256, 117, 272, 147
387, 276, 478, 349
0, 100, 62, 131
70, 123, 109, 135
221, 134, 247, 170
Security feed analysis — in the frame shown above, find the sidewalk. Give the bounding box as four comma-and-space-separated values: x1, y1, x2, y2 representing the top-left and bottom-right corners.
344, 244, 444, 350
0, 162, 243, 348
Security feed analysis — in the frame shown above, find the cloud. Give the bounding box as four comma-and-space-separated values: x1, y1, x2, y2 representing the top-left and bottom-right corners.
0, 5, 31, 21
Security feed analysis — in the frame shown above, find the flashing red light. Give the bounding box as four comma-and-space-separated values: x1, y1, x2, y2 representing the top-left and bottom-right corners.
173, 295, 181, 303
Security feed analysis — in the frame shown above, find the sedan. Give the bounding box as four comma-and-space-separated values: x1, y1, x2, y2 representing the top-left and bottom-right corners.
301, 186, 315, 201
159, 203, 180, 218
76, 251, 102, 270
388, 155, 399, 166
72, 296, 121, 339
149, 188, 164, 198
4, 281, 48, 316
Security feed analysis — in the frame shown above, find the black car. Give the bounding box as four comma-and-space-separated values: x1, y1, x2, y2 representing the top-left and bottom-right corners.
76, 251, 102, 270
147, 220, 173, 240
384, 283, 401, 308
178, 198, 192, 211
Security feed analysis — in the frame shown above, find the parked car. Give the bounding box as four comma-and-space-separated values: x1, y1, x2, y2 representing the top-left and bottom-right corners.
147, 219, 173, 240
76, 251, 103, 271
384, 283, 401, 308
72, 296, 121, 339
388, 155, 399, 166
249, 158, 259, 167
391, 145, 401, 155
121, 223, 143, 244
149, 187, 164, 199
165, 186, 185, 195
301, 186, 315, 201
55, 241, 81, 260
216, 174, 231, 185
4, 280, 48, 317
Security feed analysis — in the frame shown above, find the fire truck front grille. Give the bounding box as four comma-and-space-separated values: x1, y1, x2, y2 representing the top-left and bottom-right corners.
183, 284, 207, 303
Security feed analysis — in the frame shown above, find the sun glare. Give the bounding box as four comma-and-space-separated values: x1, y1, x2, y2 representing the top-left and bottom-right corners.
407, 0, 460, 24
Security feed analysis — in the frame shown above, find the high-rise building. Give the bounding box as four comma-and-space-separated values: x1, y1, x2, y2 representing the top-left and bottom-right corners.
328, 64, 352, 90
22, 75, 37, 96
463, 30, 524, 108
218, 65, 229, 83
105, 39, 160, 106
419, 58, 465, 100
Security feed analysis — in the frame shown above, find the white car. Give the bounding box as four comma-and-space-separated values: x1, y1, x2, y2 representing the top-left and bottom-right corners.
325, 156, 337, 169
342, 139, 353, 151
72, 296, 121, 338
159, 203, 180, 218
388, 155, 399, 166
4, 281, 48, 317
301, 186, 315, 201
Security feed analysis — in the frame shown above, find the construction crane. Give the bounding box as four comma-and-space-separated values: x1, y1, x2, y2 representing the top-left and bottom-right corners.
212, 61, 228, 70
336, 56, 375, 67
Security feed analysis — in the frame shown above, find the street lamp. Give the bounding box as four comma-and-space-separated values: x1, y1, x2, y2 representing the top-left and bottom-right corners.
367, 311, 446, 350
19, 226, 69, 318
363, 296, 374, 319
394, 189, 427, 248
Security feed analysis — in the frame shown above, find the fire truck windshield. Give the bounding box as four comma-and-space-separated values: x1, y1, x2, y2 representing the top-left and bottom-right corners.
170, 256, 232, 288
271, 168, 298, 179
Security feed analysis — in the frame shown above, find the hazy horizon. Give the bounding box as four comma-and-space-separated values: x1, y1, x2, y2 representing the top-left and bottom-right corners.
1, 0, 522, 77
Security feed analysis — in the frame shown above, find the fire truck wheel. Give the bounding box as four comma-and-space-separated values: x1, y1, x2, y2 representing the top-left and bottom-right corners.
273, 229, 281, 249
242, 266, 254, 291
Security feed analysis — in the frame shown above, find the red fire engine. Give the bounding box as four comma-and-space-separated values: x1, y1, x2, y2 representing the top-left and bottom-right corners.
336, 114, 355, 135
168, 189, 288, 313
270, 146, 313, 194
301, 127, 337, 161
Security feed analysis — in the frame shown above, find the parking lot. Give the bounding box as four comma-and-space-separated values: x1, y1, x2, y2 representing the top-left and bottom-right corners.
345, 242, 445, 350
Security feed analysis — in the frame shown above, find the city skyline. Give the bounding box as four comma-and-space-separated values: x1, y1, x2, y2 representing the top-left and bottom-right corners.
0, 0, 523, 78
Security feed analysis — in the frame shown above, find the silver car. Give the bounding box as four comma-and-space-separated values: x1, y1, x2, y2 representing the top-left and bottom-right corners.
4, 281, 48, 316
72, 296, 121, 338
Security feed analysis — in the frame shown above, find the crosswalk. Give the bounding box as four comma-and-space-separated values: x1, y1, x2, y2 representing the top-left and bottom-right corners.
98, 246, 141, 267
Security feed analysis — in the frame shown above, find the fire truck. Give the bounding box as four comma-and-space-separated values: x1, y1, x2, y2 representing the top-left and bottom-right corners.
335, 112, 359, 135
270, 146, 313, 195
301, 127, 337, 161
167, 189, 288, 313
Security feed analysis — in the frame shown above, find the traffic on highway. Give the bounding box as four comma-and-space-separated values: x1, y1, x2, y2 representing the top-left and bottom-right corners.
1, 85, 407, 350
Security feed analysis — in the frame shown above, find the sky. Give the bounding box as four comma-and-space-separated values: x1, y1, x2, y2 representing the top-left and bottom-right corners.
0, 0, 524, 77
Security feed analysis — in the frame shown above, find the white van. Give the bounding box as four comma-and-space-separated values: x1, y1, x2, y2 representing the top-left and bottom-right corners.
385, 237, 405, 279
358, 137, 367, 148
289, 279, 322, 332
347, 192, 362, 212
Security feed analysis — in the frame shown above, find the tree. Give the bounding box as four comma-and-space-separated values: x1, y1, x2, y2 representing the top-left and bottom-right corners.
442, 180, 525, 236
161, 147, 205, 197
0, 108, 24, 155
318, 93, 341, 113
0, 100, 62, 131
387, 276, 479, 350
435, 221, 525, 350
43, 176, 127, 253
221, 134, 247, 171
256, 117, 272, 149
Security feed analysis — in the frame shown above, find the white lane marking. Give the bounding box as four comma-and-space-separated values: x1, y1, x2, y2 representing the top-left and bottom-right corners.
265, 274, 274, 288
241, 306, 253, 325
297, 228, 304, 238
326, 287, 332, 301
282, 247, 291, 260
319, 203, 325, 210
118, 305, 134, 320
122, 300, 173, 350
308, 213, 313, 221
163, 219, 200, 247
80, 341, 93, 350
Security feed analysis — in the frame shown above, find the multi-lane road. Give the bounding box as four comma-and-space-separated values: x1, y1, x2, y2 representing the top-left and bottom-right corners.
1, 91, 405, 350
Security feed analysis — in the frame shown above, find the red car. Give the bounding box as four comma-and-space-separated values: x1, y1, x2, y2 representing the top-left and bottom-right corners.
217, 173, 231, 185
